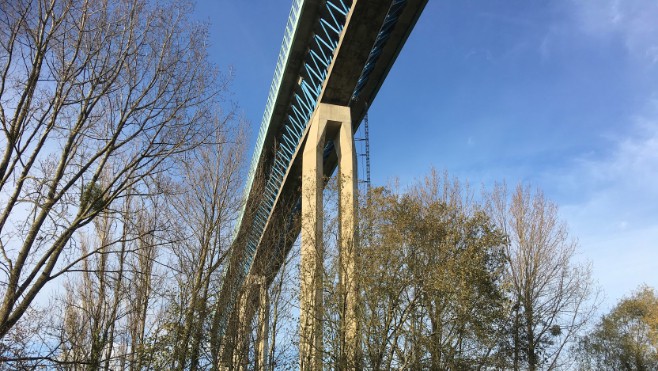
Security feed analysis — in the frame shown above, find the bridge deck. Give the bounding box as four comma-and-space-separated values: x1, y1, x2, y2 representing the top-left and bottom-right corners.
218, 0, 428, 339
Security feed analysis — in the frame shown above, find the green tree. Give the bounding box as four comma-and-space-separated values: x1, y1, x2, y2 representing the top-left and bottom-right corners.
356, 170, 508, 369
577, 286, 658, 370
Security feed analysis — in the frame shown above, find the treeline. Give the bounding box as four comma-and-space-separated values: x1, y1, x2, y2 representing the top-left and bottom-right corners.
278, 173, 597, 370
264, 174, 656, 370
1, 0, 656, 370
0, 0, 246, 368
1, 137, 247, 370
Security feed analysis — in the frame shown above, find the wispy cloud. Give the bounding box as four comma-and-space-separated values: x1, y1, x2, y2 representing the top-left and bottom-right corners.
554, 102, 658, 305
569, 0, 658, 64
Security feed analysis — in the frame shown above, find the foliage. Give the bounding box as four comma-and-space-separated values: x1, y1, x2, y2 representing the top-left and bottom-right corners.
353, 171, 508, 369
577, 286, 658, 370
285, 170, 598, 370
80, 182, 105, 213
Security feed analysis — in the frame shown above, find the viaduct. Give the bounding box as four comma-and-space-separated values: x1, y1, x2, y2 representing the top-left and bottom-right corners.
216, 0, 427, 368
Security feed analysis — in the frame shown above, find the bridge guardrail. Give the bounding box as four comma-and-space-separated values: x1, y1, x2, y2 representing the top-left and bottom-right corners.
237, 0, 303, 233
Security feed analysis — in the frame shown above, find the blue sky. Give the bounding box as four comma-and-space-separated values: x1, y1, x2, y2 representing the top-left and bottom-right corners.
194, 0, 658, 310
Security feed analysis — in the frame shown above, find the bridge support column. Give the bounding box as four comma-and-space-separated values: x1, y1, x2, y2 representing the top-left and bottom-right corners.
218, 302, 240, 370
255, 276, 269, 371
233, 280, 255, 371
334, 109, 359, 369
300, 103, 358, 370
229, 275, 269, 370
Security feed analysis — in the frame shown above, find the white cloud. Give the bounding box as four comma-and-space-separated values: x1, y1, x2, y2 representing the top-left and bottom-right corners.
570, 0, 658, 65
572, 119, 658, 210
555, 105, 658, 306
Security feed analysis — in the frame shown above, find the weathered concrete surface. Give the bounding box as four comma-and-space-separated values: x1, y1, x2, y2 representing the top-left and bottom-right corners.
299, 104, 355, 369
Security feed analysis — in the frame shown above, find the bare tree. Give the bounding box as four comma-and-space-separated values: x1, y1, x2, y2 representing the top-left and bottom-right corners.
267, 242, 300, 370
0, 0, 225, 339
125, 197, 163, 370
164, 123, 245, 370
45, 179, 172, 370
58, 214, 123, 369
488, 184, 599, 370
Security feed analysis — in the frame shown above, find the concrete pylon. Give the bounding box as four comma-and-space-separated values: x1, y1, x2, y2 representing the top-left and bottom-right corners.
300, 103, 358, 370
218, 303, 240, 370
230, 275, 269, 371
334, 110, 359, 369
255, 276, 269, 371
233, 280, 256, 371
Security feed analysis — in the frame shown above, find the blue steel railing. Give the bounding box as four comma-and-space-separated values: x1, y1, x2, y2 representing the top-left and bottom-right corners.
237, 0, 303, 231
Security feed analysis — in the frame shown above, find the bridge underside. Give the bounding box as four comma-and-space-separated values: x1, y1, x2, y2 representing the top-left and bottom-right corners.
217, 0, 427, 367
250, 0, 427, 293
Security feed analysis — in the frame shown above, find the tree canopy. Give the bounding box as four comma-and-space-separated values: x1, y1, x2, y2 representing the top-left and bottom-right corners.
578, 285, 658, 370
356, 172, 508, 369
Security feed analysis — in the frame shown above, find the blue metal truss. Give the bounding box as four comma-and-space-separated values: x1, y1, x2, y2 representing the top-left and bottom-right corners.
351, 0, 407, 102
219, 0, 410, 343
238, 0, 304, 232
218, 0, 352, 339
243, 0, 351, 272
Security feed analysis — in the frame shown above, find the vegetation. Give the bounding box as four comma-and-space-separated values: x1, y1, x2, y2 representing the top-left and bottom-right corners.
311, 173, 599, 370
0, 0, 647, 369
355, 173, 508, 369
488, 184, 599, 370
0, 0, 242, 367
577, 286, 658, 370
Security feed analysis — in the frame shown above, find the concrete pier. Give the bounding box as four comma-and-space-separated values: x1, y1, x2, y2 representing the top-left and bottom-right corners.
300, 104, 358, 370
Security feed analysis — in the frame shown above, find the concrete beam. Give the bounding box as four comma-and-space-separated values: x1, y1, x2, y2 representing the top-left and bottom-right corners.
323, 0, 429, 125
321, 0, 391, 106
